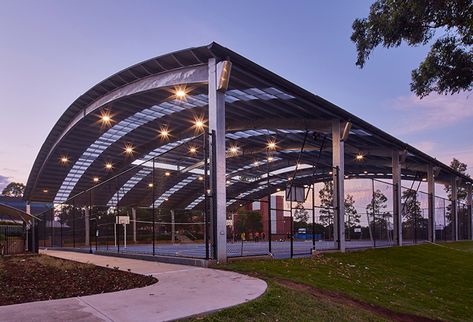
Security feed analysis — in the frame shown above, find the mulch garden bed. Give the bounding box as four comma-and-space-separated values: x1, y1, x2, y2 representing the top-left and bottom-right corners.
0, 254, 157, 306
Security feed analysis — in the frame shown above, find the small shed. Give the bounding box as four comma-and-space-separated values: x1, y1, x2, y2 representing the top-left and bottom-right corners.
0, 202, 39, 255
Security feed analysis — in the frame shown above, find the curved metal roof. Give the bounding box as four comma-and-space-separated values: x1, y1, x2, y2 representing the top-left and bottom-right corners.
25, 42, 473, 207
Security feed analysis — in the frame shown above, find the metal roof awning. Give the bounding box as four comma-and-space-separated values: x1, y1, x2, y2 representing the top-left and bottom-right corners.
24, 42, 472, 208
0, 203, 39, 223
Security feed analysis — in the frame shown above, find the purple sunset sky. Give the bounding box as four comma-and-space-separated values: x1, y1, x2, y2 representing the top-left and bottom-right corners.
0, 0, 471, 191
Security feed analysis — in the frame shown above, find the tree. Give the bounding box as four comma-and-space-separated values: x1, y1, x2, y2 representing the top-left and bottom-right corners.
318, 181, 334, 227
318, 182, 362, 239
402, 189, 423, 224
293, 202, 309, 223
366, 189, 389, 216
366, 189, 392, 240
351, 0, 473, 97
345, 194, 360, 240
1, 182, 25, 197
235, 210, 262, 235
345, 194, 360, 227
293, 202, 310, 233
444, 158, 469, 201
444, 158, 470, 223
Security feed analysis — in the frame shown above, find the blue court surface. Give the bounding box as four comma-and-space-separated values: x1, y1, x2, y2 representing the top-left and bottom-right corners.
89, 239, 399, 259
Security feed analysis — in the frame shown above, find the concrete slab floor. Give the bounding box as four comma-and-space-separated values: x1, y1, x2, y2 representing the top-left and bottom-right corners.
0, 250, 267, 322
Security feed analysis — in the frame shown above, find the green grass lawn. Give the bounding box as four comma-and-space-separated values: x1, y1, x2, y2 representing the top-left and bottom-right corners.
440, 240, 473, 253
198, 242, 473, 322
191, 281, 388, 322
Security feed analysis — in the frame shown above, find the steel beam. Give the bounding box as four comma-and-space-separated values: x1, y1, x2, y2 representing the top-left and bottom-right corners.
208, 58, 228, 262
332, 120, 345, 251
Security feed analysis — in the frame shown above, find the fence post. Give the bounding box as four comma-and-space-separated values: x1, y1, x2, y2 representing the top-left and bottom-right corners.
72, 201, 76, 248
312, 183, 316, 250
268, 195, 272, 254
152, 157, 156, 256
132, 207, 137, 243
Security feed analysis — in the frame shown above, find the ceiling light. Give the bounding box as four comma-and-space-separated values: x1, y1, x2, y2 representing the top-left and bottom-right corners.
105, 162, 113, 170
174, 86, 187, 99
164, 171, 171, 177
99, 110, 112, 127
229, 146, 239, 154
189, 146, 197, 154
267, 156, 273, 161
159, 126, 170, 139
364, 170, 368, 174
43, 189, 48, 193
60, 156, 69, 164
194, 118, 205, 131
124, 144, 134, 155
198, 176, 203, 181
276, 188, 281, 192
93, 177, 99, 183
267, 140, 277, 150
356, 154, 364, 161
148, 183, 154, 188
329, 171, 333, 175
253, 161, 259, 166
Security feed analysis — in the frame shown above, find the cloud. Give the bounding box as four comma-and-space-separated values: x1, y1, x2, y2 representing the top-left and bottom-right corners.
388, 92, 473, 134
0, 175, 11, 192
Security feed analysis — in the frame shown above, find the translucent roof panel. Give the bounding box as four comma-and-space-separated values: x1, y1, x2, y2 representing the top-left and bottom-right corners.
54, 97, 207, 203
152, 175, 199, 207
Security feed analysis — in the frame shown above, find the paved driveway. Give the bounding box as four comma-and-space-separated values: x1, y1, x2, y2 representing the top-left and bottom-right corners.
0, 250, 267, 322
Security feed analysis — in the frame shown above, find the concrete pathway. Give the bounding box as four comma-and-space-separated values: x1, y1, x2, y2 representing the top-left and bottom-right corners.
0, 250, 267, 322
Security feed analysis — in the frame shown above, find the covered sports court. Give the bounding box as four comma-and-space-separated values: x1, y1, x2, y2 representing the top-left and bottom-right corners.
25, 42, 473, 263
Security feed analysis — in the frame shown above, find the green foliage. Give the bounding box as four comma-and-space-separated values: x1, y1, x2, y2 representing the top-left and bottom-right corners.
1, 182, 25, 197
401, 189, 423, 224
318, 181, 334, 226
351, 0, 473, 97
444, 158, 470, 222
235, 210, 262, 234
293, 202, 309, 223
344, 194, 360, 228
366, 189, 390, 218
444, 158, 469, 201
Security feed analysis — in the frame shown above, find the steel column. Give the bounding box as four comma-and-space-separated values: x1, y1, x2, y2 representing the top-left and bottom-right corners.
467, 185, 473, 240
427, 164, 436, 242
332, 120, 345, 252
452, 177, 458, 241
392, 150, 402, 246
208, 58, 228, 263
